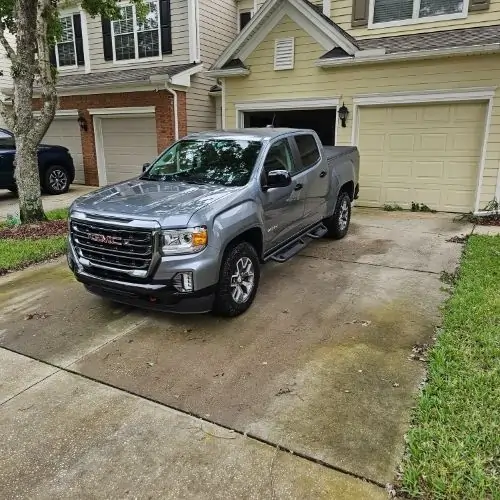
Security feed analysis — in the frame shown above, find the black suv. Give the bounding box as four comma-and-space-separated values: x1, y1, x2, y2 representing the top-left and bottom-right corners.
0, 128, 75, 195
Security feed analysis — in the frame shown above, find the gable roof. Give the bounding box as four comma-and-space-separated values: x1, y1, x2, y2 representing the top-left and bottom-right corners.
209, 0, 358, 72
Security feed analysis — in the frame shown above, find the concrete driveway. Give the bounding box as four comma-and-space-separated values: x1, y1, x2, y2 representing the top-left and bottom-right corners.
0, 209, 471, 499
0, 185, 95, 219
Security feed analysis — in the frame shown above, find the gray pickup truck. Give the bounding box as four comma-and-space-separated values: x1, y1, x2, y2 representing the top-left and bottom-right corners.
67, 129, 359, 316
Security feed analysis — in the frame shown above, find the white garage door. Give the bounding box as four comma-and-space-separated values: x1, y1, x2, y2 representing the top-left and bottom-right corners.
43, 117, 84, 184
101, 116, 158, 185
357, 102, 486, 212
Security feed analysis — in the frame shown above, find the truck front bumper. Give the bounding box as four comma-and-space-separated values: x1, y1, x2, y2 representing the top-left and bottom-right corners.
67, 242, 217, 314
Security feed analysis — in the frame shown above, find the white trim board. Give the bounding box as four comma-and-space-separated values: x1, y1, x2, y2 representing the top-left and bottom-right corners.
93, 116, 107, 186
350, 88, 495, 213
34, 110, 79, 117
89, 106, 156, 116
235, 97, 340, 129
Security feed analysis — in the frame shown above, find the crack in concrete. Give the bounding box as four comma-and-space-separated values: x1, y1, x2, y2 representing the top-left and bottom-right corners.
0, 345, 387, 491
298, 253, 441, 275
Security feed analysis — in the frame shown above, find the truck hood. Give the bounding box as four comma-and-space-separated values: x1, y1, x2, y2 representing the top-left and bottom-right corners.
71, 178, 237, 227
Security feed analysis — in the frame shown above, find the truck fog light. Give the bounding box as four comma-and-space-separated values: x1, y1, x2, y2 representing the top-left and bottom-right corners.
173, 272, 193, 292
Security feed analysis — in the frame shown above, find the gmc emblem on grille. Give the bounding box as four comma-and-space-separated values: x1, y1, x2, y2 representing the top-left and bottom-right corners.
88, 233, 123, 245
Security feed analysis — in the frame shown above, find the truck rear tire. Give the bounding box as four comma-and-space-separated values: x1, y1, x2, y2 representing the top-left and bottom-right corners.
213, 242, 260, 317
43, 165, 70, 195
324, 191, 351, 239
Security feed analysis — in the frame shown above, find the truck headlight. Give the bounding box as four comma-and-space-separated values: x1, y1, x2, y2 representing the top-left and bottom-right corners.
161, 227, 207, 255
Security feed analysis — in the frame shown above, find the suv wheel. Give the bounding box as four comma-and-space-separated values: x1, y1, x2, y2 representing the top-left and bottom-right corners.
213, 242, 260, 317
44, 165, 69, 195
324, 191, 351, 239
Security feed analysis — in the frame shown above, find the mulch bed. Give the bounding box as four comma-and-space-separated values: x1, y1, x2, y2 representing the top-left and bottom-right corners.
0, 219, 68, 239
476, 216, 500, 226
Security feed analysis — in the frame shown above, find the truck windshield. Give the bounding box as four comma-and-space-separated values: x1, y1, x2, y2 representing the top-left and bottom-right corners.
142, 138, 262, 186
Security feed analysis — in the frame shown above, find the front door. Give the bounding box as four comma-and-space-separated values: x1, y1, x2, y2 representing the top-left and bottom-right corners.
260, 138, 307, 251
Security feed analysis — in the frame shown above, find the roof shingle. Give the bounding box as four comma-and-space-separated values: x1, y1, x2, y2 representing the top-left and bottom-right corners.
55, 63, 198, 89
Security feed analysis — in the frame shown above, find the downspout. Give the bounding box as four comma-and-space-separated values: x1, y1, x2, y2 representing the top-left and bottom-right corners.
164, 79, 179, 141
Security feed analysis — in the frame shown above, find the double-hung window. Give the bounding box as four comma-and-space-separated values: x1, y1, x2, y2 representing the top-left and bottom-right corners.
112, 0, 161, 61
56, 16, 77, 67
370, 0, 467, 26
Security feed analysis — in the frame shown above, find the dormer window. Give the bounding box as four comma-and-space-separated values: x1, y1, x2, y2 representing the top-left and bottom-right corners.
238, 9, 253, 32
112, 0, 161, 61
369, 0, 467, 27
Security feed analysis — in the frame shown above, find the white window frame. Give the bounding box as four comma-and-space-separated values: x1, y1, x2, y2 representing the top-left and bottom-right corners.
55, 15, 78, 70
368, 0, 470, 29
238, 8, 254, 32
111, 0, 162, 65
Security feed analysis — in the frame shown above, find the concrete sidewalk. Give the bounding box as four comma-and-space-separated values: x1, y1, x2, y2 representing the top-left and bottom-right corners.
0, 348, 386, 500
0, 185, 96, 219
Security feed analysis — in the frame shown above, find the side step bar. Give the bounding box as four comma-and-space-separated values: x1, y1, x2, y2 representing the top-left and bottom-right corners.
267, 223, 327, 263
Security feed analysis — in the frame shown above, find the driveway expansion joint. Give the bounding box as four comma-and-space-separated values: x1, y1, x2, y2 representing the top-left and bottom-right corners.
0, 344, 387, 491
298, 253, 441, 275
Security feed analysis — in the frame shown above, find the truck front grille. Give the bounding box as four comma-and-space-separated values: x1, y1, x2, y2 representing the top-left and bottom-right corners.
71, 219, 154, 277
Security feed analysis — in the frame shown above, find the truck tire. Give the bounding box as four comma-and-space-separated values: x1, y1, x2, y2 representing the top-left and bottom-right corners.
324, 191, 351, 239
43, 165, 70, 195
213, 242, 260, 317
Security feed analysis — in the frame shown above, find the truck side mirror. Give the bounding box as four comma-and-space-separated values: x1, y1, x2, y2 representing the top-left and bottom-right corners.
142, 162, 150, 172
263, 170, 292, 191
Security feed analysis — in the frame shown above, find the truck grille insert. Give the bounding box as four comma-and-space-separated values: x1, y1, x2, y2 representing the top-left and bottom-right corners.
71, 220, 154, 276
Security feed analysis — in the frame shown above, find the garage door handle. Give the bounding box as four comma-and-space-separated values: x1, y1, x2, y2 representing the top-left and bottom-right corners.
319, 171, 327, 178
294, 183, 303, 191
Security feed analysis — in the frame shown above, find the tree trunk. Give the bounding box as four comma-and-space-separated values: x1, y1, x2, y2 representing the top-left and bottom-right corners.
12, 0, 46, 223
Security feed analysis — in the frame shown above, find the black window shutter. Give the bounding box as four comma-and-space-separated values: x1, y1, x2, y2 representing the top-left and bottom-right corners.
159, 0, 172, 54
101, 18, 113, 61
49, 46, 57, 67
469, 0, 490, 10
73, 14, 85, 66
352, 0, 369, 27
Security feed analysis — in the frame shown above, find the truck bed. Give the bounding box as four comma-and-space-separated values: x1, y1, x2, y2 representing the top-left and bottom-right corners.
323, 146, 358, 160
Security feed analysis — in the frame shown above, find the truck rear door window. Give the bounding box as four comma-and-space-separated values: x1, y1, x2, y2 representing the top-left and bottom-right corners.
294, 134, 320, 168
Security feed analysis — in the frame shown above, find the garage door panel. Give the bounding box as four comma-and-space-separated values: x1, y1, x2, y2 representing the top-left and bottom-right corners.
388, 134, 414, 152
43, 118, 84, 184
358, 102, 485, 212
420, 134, 447, 151
101, 116, 158, 185
386, 160, 412, 177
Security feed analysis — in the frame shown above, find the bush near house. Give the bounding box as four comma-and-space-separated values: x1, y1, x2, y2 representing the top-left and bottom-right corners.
0, 208, 69, 275
402, 235, 500, 500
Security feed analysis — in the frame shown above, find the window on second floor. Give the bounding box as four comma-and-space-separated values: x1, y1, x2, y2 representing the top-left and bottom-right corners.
371, 0, 467, 26
50, 13, 85, 69
112, 0, 161, 61
238, 9, 253, 32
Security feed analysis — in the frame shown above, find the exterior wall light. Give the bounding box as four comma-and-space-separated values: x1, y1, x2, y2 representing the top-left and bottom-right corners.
338, 103, 349, 128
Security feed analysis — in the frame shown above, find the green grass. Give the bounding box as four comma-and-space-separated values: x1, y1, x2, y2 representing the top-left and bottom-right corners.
0, 236, 67, 274
45, 207, 69, 221
402, 235, 500, 500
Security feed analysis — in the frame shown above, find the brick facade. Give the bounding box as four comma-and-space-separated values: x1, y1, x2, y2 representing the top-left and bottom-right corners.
34, 89, 187, 186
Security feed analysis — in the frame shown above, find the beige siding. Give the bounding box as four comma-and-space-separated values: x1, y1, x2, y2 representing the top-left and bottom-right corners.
332, 0, 500, 38
87, 0, 189, 73
237, 0, 255, 11
186, 0, 237, 133
186, 74, 217, 133
224, 15, 500, 209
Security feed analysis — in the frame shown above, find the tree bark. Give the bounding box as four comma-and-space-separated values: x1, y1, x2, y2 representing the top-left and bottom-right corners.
11, 0, 46, 222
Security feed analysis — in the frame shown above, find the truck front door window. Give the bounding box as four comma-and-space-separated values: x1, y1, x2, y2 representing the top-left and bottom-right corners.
143, 139, 262, 186
263, 139, 293, 175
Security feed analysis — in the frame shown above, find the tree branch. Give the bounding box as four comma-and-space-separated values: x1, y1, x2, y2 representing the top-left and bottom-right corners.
0, 24, 16, 62
32, 0, 58, 144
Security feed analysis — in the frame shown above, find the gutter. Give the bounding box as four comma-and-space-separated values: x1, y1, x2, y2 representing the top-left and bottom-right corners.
316, 43, 500, 68
164, 79, 179, 141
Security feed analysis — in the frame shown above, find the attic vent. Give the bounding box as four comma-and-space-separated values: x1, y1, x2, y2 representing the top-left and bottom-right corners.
274, 38, 295, 70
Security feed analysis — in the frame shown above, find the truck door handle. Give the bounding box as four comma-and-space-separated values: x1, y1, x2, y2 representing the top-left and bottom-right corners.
294, 183, 303, 191
319, 171, 327, 178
